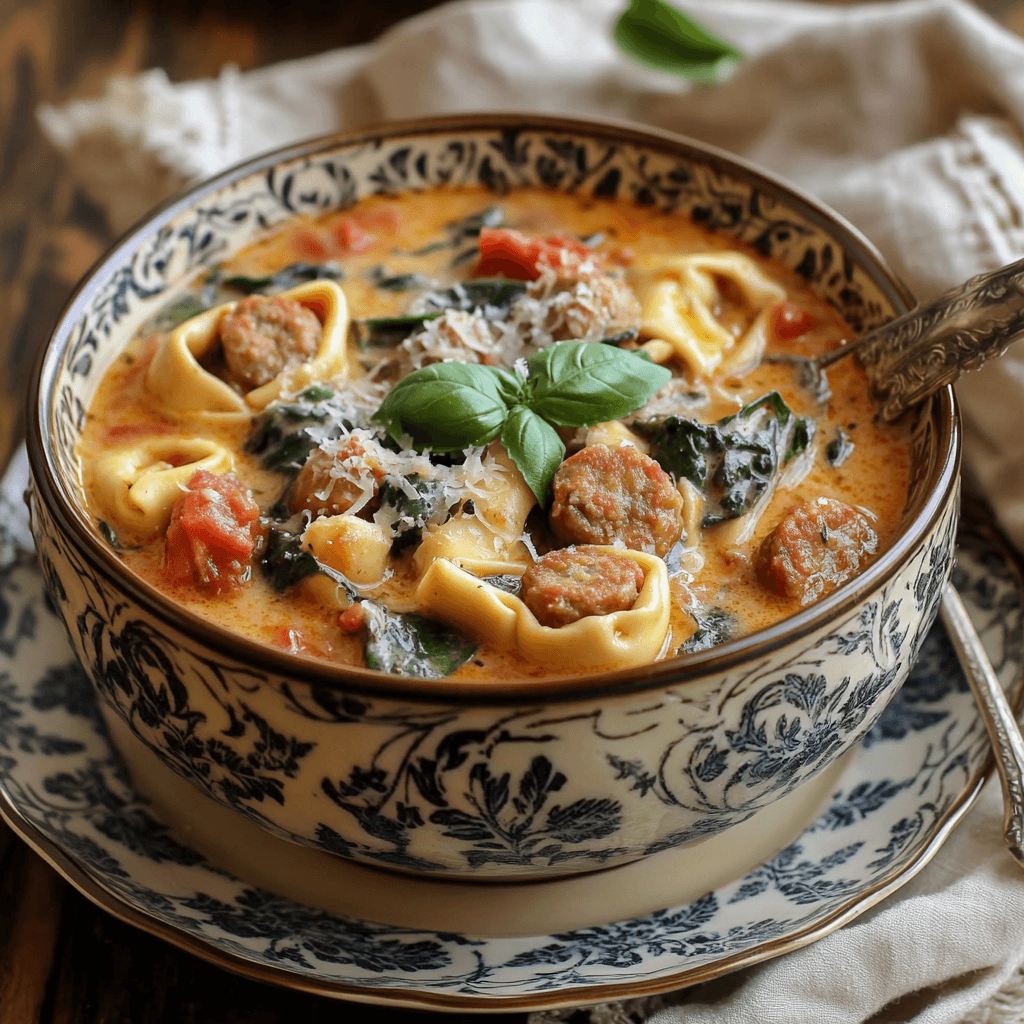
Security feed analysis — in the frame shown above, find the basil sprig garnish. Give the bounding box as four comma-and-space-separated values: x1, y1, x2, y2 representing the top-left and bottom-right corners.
373, 341, 670, 505
614, 0, 742, 83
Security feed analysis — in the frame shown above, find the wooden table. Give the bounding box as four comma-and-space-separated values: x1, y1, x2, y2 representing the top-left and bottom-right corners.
3, 0, 1024, 1021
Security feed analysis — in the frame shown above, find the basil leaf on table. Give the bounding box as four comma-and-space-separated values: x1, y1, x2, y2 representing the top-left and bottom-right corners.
374, 362, 524, 452
501, 405, 566, 506
614, 0, 742, 83
527, 342, 671, 426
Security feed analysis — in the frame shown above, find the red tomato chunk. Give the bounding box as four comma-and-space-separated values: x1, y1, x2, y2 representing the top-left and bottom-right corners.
474, 228, 592, 281
770, 300, 817, 342
165, 470, 260, 593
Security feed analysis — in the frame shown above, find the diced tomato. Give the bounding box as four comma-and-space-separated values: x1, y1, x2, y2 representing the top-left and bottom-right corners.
474, 228, 593, 281
273, 626, 327, 658
353, 204, 400, 235
338, 604, 365, 633
770, 301, 817, 342
332, 218, 374, 254
165, 470, 260, 594
290, 227, 333, 263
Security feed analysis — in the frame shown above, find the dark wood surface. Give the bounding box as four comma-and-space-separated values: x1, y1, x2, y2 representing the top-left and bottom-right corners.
3, 0, 1024, 1021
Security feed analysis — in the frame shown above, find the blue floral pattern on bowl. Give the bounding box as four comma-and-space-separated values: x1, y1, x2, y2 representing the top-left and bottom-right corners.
2, 468, 1017, 1010
26, 117, 960, 878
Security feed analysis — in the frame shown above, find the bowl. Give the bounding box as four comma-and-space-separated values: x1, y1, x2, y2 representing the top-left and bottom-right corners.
26, 114, 960, 880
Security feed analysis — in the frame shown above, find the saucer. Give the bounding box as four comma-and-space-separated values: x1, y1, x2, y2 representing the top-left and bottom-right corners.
1, 454, 1021, 1010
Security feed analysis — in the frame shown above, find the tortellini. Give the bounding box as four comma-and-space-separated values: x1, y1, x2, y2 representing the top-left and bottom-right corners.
303, 515, 391, 587
415, 550, 671, 671
413, 443, 535, 574
92, 437, 233, 538
145, 279, 349, 421
630, 252, 785, 378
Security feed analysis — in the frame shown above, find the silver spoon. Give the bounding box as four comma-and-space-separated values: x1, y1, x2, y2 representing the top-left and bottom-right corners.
768, 255, 1024, 420
940, 582, 1024, 869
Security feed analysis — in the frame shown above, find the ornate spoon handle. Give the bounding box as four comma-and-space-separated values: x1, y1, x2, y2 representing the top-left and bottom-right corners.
940, 583, 1024, 869
811, 256, 1024, 421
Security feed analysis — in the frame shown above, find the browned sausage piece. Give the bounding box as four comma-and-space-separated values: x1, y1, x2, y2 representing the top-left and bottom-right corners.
520, 545, 646, 628
549, 444, 684, 556
220, 295, 323, 389
530, 263, 641, 341
756, 497, 878, 604
289, 438, 383, 518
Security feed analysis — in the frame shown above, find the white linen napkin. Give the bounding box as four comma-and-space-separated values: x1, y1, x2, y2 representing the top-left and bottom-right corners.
36, 1, 1024, 1021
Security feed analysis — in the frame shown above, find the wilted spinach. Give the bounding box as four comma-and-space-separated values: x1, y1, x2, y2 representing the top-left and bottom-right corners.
826, 428, 855, 467
678, 607, 737, 654
262, 529, 320, 591
245, 386, 350, 475
223, 262, 343, 295
638, 391, 814, 526
362, 602, 477, 677
377, 476, 452, 539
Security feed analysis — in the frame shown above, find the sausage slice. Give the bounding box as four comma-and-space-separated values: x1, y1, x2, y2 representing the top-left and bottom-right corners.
756, 497, 878, 604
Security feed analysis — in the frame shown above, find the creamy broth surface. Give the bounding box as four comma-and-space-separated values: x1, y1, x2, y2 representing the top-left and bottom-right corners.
78, 187, 911, 679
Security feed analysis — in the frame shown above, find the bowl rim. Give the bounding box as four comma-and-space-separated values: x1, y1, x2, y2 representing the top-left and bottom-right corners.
26, 110, 961, 706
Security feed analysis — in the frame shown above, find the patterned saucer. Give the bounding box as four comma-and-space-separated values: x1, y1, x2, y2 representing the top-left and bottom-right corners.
1, 447, 1021, 1011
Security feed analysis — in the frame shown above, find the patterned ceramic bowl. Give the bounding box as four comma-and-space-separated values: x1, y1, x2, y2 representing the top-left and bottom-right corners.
26, 115, 960, 880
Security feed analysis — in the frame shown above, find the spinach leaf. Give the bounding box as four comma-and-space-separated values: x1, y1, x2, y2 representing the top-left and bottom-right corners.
246, 386, 351, 475
372, 270, 429, 291
640, 391, 814, 526
354, 279, 529, 349
417, 278, 528, 314
615, 0, 742, 83
679, 607, 736, 654
827, 428, 855, 467
354, 313, 443, 349
363, 603, 477, 677
482, 574, 523, 595
377, 476, 452, 536
412, 205, 506, 265
144, 293, 209, 332
262, 530, 320, 591
223, 262, 343, 295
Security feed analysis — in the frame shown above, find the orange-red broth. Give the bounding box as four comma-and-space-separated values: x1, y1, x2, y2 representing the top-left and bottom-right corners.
77, 187, 912, 679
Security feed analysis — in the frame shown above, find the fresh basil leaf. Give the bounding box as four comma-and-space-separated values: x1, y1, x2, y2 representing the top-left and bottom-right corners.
500, 405, 565, 506
373, 362, 522, 452
363, 602, 477, 677
527, 341, 671, 426
614, 0, 742, 83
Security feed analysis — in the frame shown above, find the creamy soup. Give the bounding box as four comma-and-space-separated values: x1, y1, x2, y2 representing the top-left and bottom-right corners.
77, 187, 911, 680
